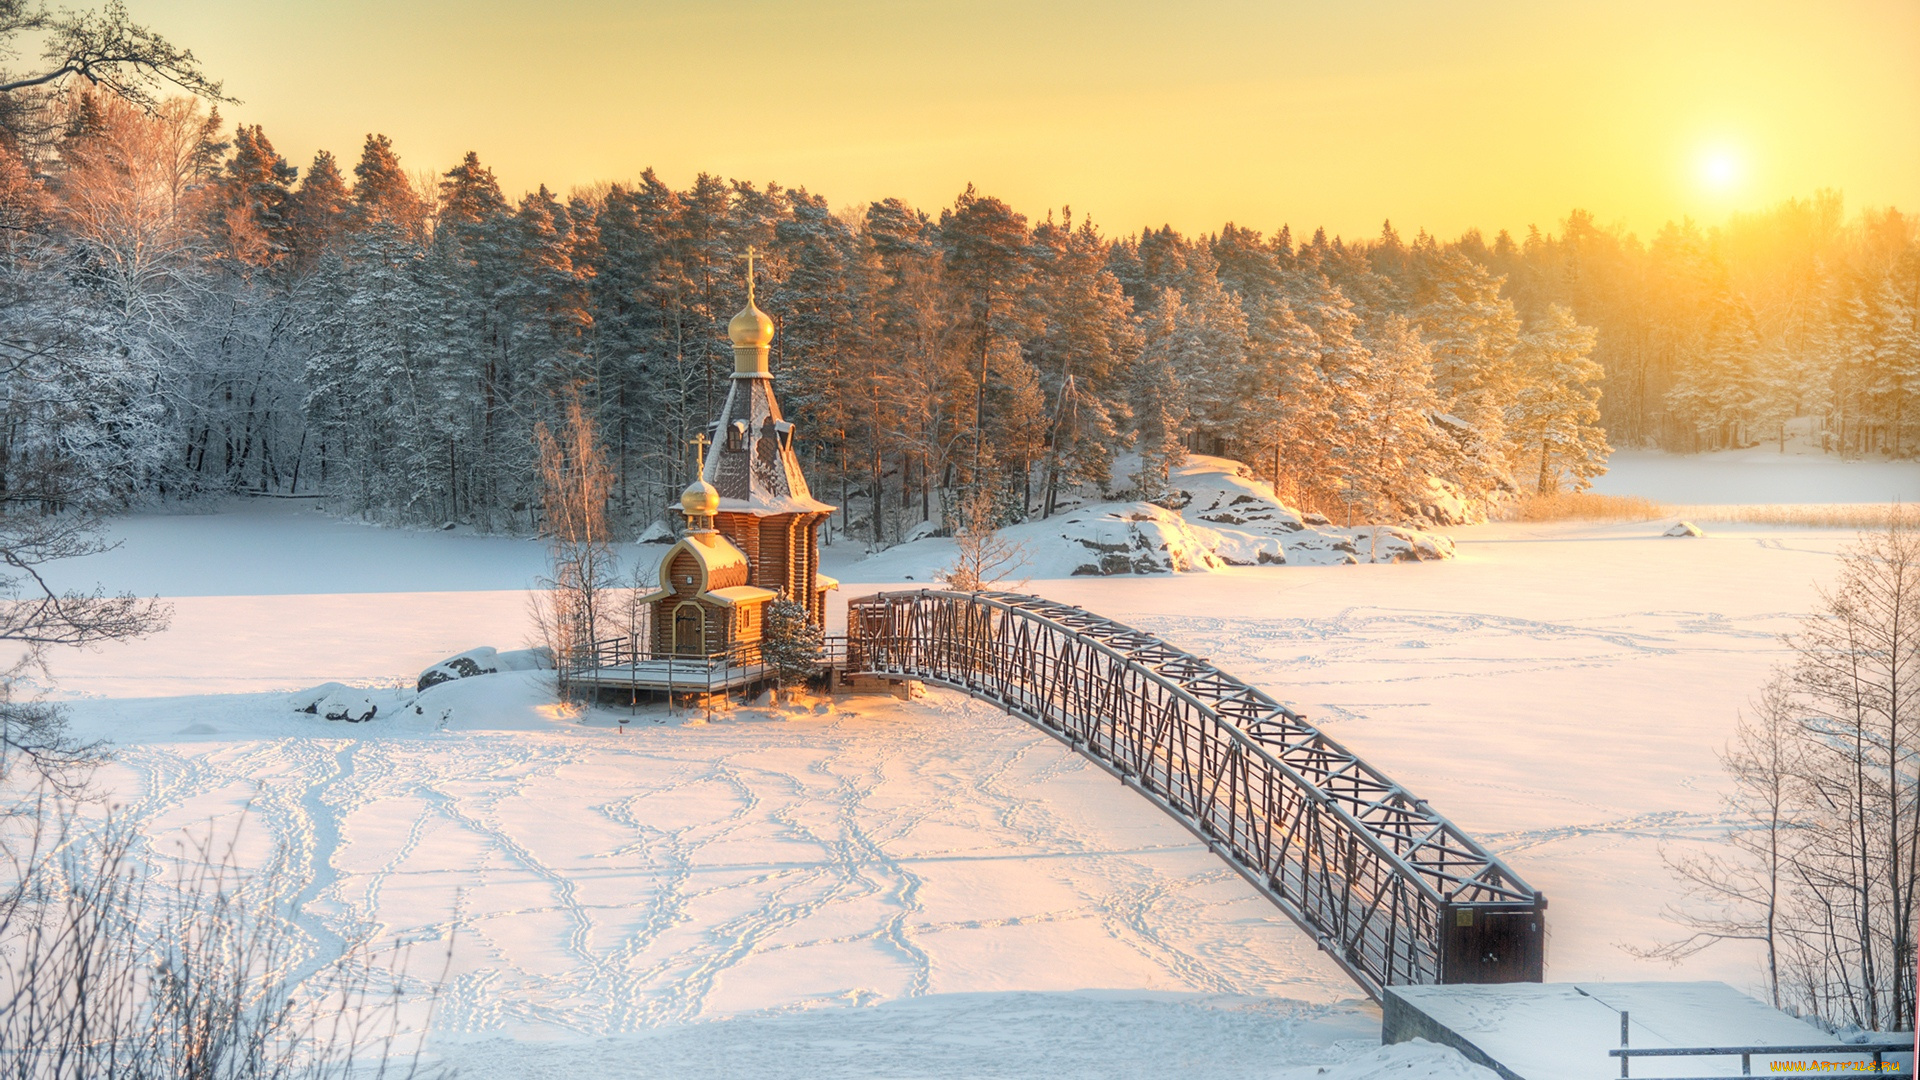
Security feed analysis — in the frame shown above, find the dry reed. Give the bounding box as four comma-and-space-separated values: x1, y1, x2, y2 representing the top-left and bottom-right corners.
1677, 503, 1920, 529
1498, 491, 1672, 522
1498, 492, 1920, 530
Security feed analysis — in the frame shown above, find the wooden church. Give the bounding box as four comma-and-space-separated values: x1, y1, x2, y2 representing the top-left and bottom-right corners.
635, 255, 838, 660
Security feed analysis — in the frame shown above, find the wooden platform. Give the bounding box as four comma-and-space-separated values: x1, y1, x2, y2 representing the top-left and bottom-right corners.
1384, 982, 1906, 1079
572, 657, 773, 695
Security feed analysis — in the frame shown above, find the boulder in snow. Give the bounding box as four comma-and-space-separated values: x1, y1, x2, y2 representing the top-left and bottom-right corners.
418, 647, 498, 691
849, 453, 1457, 580
290, 682, 351, 714
292, 685, 378, 723
1419, 476, 1477, 527
1664, 521, 1704, 538
322, 692, 378, 723
417, 646, 555, 691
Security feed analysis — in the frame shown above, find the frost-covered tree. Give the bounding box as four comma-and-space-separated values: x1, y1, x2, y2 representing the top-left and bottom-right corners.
1245, 293, 1325, 505
1349, 316, 1442, 520
1653, 522, 1920, 1031
1507, 304, 1608, 492
1129, 291, 1190, 500
761, 596, 824, 696
940, 186, 1034, 482
1410, 244, 1522, 504
1027, 211, 1136, 516
1667, 291, 1762, 450
16, 80, 1920, 540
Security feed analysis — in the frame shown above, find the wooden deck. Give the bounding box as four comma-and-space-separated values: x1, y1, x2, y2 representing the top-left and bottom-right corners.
565, 636, 849, 698
572, 655, 772, 694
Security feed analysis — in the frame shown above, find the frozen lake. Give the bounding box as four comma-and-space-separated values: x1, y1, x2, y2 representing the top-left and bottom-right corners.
1592, 447, 1920, 504
36, 453, 1878, 1077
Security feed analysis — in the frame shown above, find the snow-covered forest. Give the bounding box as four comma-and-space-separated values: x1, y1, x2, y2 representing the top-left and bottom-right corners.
0, 92, 1912, 541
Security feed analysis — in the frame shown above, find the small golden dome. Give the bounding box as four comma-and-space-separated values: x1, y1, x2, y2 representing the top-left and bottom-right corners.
680, 478, 720, 516
728, 301, 774, 347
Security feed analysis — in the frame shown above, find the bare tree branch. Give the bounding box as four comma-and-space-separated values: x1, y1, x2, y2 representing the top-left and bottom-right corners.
0, 0, 231, 112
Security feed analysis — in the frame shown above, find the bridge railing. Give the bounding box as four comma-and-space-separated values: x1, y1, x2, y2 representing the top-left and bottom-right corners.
844, 589, 1545, 999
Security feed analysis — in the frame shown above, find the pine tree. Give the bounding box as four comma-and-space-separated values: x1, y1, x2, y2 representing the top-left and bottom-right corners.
762, 596, 824, 695
939, 185, 1033, 484
286, 150, 350, 270
1867, 272, 1920, 455
771, 189, 857, 508
1130, 291, 1190, 501
1507, 304, 1609, 492
1667, 291, 1762, 450
1209, 223, 1286, 311
1162, 269, 1248, 454
1278, 271, 1376, 513
865, 196, 963, 538
1410, 243, 1523, 505
349, 133, 424, 235
1027, 211, 1137, 516
1245, 293, 1325, 503
1348, 315, 1442, 521
212, 123, 295, 264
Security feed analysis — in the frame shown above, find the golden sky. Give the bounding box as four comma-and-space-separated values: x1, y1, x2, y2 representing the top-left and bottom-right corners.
141, 0, 1918, 240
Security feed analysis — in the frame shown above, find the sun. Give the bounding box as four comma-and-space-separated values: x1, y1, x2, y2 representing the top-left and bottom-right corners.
1697, 147, 1745, 193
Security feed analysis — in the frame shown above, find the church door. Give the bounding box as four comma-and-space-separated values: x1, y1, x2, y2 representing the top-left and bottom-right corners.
673, 603, 706, 655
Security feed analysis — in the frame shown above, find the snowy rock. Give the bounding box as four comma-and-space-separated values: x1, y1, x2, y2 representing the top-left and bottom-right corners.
316, 689, 377, 723
289, 681, 352, 713
418, 647, 499, 691
903, 519, 944, 543
1051, 457, 1452, 574
416, 646, 552, 691
1664, 521, 1704, 537
1419, 476, 1477, 526
849, 455, 1455, 580
636, 520, 674, 544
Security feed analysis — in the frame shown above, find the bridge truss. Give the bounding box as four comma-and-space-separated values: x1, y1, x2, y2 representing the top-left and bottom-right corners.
844, 590, 1546, 1000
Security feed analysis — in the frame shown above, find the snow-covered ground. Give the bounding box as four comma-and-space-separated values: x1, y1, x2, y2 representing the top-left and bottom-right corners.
33, 449, 1914, 1077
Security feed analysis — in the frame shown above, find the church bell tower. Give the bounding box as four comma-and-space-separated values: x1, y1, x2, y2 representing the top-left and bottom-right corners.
698, 247, 838, 627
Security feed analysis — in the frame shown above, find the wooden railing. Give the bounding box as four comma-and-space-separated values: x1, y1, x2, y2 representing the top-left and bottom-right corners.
844, 589, 1546, 1000
562, 633, 849, 693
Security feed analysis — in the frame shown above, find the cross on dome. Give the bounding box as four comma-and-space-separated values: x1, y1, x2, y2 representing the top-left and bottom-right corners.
680, 432, 720, 521
728, 245, 775, 352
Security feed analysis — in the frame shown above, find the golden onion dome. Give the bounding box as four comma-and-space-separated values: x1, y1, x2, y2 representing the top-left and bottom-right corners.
728, 301, 774, 347
680, 478, 720, 516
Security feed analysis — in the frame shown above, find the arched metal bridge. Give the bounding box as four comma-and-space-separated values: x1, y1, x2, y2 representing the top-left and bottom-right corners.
844, 589, 1546, 1001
